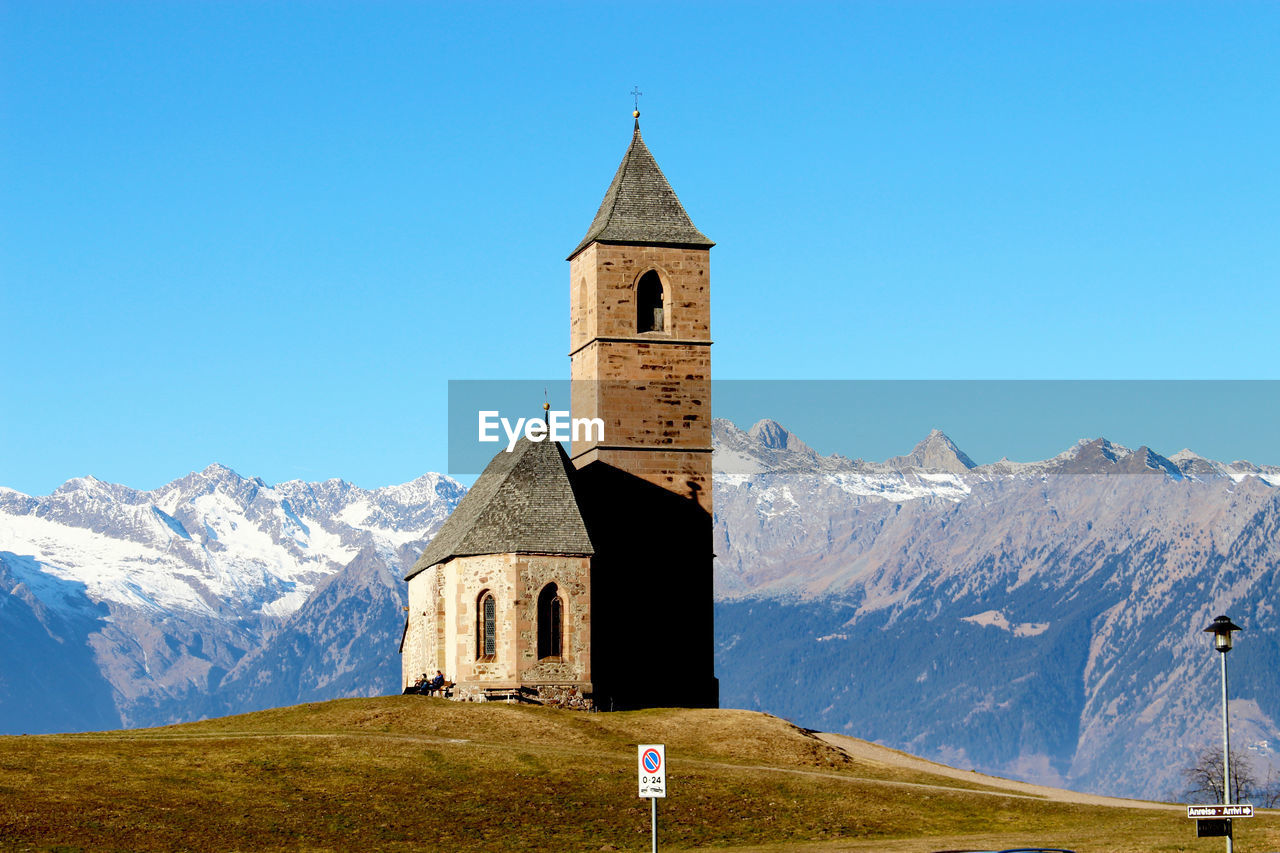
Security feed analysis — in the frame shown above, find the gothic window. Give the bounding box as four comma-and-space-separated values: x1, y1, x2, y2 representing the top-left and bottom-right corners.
637, 271, 665, 332
537, 583, 563, 660
477, 592, 496, 660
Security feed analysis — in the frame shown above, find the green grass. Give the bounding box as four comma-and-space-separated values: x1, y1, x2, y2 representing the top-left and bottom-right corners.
0, 697, 1276, 852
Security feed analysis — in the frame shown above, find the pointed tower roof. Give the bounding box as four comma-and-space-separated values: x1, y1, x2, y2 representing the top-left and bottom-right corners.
404, 436, 593, 580
568, 121, 714, 259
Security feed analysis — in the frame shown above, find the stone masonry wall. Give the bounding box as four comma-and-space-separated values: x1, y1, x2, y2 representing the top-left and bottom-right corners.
402, 565, 441, 689
441, 553, 593, 699
570, 344, 710, 449
570, 242, 712, 512
516, 555, 591, 686
569, 243, 710, 352
446, 554, 519, 684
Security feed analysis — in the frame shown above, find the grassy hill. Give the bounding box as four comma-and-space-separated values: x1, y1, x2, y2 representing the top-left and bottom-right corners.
0, 696, 1275, 852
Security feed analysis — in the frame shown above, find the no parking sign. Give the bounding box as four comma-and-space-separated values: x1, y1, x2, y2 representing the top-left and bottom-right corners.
638, 744, 666, 798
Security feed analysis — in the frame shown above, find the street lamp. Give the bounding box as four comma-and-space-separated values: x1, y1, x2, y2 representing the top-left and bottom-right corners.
1206, 615, 1241, 654
1204, 614, 1242, 853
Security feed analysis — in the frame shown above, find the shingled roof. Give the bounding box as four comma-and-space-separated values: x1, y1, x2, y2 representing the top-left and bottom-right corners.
568, 121, 714, 259
405, 437, 594, 580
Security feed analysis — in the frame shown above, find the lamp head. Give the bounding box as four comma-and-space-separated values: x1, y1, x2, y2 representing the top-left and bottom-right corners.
1204, 614, 1243, 653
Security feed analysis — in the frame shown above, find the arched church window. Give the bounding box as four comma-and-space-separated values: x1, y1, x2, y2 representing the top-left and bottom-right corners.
477, 592, 496, 660
637, 271, 664, 333
537, 583, 563, 660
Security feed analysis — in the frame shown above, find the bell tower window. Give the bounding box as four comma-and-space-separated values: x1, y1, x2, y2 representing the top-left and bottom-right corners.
537, 583, 563, 659
637, 271, 665, 333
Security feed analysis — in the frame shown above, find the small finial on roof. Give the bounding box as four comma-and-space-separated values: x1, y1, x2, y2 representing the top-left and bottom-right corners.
631, 86, 642, 121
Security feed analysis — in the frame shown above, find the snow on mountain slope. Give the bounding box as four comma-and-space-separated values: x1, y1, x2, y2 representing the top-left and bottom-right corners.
0, 465, 464, 729
0, 465, 463, 620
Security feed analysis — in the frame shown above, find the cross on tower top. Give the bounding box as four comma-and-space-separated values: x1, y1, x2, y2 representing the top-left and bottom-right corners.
631, 86, 643, 118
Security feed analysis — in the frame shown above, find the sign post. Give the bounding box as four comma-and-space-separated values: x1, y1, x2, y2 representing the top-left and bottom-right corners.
1188, 804, 1253, 841
638, 744, 666, 853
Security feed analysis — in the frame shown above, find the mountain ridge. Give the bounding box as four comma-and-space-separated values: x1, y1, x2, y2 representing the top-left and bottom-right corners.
5, 424, 1280, 801
711, 418, 1280, 799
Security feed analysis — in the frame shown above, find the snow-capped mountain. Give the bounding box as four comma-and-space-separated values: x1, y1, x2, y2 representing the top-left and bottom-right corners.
1, 465, 459, 619
712, 418, 1280, 799
0, 465, 463, 732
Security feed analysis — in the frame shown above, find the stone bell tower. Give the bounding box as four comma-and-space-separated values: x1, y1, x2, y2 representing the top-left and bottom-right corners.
567, 117, 714, 514
564, 114, 718, 709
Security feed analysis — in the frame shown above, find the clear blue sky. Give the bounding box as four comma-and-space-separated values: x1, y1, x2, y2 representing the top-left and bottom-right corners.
3, 1, 1278, 495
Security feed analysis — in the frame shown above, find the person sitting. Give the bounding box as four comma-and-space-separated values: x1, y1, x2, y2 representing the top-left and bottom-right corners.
427, 671, 446, 696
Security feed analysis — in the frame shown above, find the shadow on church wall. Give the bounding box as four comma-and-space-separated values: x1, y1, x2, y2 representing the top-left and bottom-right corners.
572, 463, 718, 711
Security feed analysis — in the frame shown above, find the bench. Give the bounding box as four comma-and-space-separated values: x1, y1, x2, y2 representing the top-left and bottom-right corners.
404, 681, 454, 698
479, 686, 535, 704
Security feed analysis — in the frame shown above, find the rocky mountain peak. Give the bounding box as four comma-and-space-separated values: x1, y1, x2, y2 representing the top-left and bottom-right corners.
712, 419, 825, 476
50, 475, 141, 504
886, 429, 976, 474
1094, 438, 1129, 462
1051, 438, 1182, 478
747, 419, 814, 455
158, 463, 268, 505
192, 462, 268, 488
199, 462, 241, 479
1168, 449, 1237, 482
55, 475, 103, 493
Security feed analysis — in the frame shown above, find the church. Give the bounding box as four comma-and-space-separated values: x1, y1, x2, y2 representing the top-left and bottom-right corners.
400, 114, 718, 711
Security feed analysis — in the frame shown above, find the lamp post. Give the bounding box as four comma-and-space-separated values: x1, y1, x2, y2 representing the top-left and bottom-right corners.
1204, 614, 1242, 853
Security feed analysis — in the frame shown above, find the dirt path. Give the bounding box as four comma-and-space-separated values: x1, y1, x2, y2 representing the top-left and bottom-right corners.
815, 732, 1178, 810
